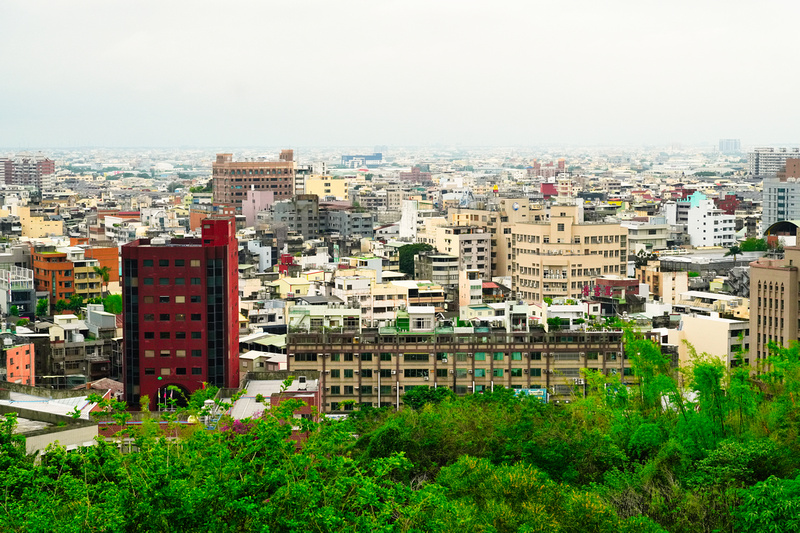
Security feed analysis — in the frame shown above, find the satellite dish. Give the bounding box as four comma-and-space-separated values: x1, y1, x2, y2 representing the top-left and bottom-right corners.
512, 202, 520, 211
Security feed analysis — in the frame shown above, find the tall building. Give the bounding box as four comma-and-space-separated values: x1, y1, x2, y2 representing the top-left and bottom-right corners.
748, 147, 800, 177
0, 153, 55, 190
511, 204, 627, 303
749, 247, 800, 366
763, 158, 800, 228
122, 217, 239, 409
719, 139, 741, 154
684, 192, 736, 248
212, 150, 296, 210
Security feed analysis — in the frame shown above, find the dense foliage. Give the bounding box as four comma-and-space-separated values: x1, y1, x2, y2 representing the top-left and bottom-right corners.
2, 333, 800, 532
398, 243, 433, 276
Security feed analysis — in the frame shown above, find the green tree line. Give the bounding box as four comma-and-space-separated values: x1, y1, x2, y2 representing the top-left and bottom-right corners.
1, 332, 799, 531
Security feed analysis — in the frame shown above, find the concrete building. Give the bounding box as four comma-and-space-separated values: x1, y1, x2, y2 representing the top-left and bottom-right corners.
4, 342, 35, 385
748, 147, 800, 177
1, 153, 55, 189
719, 139, 741, 154
426, 225, 491, 279
414, 252, 459, 287
636, 261, 689, 305
212, 150, 296, 209
512, 204, 627, 303
622, 216, 670, 254
287, 315, 636, 413
749, 247, 800, 366
271, 194, 320, 240
684, 192, 736, 248
668, 314, 750, 368
322, 209, 376, 239
241, 189, 275, 228
304, 176, 350, 201
0, 266, 35, 317
121, 217, 240, 409
763, 159, 800, 229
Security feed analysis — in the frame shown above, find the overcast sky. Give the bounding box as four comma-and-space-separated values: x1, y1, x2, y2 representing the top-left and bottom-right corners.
2, 0, 798, 148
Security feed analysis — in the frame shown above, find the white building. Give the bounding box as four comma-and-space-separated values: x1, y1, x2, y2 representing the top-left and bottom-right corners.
684, 192, 736, 248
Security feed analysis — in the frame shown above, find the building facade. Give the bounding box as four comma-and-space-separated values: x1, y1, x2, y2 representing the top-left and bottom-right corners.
763, 159, 800, 228
512, 204, 627, 303
212, 150, 296, 209
749, 147, 800, 177
684, 192, 736, 248
122, 217, 240, 409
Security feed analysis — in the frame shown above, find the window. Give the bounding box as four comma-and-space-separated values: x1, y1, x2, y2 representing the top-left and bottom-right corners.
175, 278, 185, 285
455, 368, 467, 378
404, 353, 429, 362
145, 368, 155, 375
380, 353, 392, 361
191, 314, 201, 321
344, 386, 354, 395
175, 296, 185, 304
493, 368, 504, 377
160, 332, 170, 339
360, 385, 372, 394
191, 278, 201, 285
191, 331, 201, 339
190, 260, 200, 267
404, 369, 429, 378
192, 368, 202, 375
144, 332, 154, 339
330, 369, 340, 378
493, 352, 504, 361
159, 296, 170, 303
160, 368, 170, 376
531, 352, 542, 360
474, 352, 486, 361
191, 296, 201, 303
330, 386, 340, 395
143, 260, 153, 267
344, 369, 354, 378
144, 350, 154, 358
159, 278, 169, 285
159, 260, 169, 267
176, 313, 185, 321
361, 369, 373, 378
144, 278, 154, 286
176, 332, 186, 339
557, 223, 565, 231
144, 314, 154, 321
361, 353, 373, 361
175, 368, 186, 375
474, 368, 486, 377
159, 314, 170, 321
175, 259, 185, 267
531, 368, 542, 377
436, 368, 448, 377
160, 350, 170, 357
176, 350, 186, 357
512, 352, 522, 361
191, 349, 201, 357
511, 368, 523, 377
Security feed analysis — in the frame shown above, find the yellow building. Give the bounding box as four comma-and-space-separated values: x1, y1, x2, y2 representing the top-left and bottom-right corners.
304, 175, 349, 201
16, 206, 65, 239
512, 204, 627, 303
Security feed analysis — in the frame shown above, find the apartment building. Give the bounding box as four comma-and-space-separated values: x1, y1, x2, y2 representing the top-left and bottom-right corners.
212, 150, 296, 209
512, 204, 627, 303
271, 194, 320, 240
414, 252, 459, 287
749, 247, 800, 365
122, 217, 240, 409
1, 152, 55, 189
748, 147, 800, 177
0, 265, 35, 316
763, 158, 800, 228
304, 176, 349, 201
684, 192, 736, 248
423, 225, 491, 279
636, 261, 688, 305
33, 249, 75, 305
286, 309, 634, 413
621, 216, 670, 254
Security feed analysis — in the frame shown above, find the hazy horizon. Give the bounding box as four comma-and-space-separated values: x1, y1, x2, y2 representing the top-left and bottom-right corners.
3, 0, 798, 149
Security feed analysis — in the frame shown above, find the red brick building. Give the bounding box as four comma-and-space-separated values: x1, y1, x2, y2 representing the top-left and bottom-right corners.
122, 217, 240, 409
212, 150, 296, 210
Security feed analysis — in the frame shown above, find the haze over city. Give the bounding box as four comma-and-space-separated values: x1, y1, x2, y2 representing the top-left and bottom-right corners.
3, 0, 800, 148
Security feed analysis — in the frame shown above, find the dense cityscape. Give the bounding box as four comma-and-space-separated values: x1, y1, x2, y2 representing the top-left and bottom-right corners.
3, 1, 800, 531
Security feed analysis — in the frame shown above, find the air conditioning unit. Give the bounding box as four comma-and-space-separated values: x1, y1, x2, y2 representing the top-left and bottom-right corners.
391, 370, 396, 375
424, 376, 429, 381
442, 358, 448, 363
450, 369, 454, 374
325, 387, 330, 391
373, 386, 378, 391
324, 370, 330, 374
323, 353, 330, 358
354, 370, 359, 374
468, 370, 473, 374
392, 386, 397, 391
523, 369, 528, 374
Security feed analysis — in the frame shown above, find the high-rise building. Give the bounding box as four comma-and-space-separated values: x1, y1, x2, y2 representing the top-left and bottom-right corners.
748, 147, 800, 177
719, 139, 741, 154
749, 247, 800, 366
0, 153, 55, 190
212, 150, 296, 210
122, 217, 239, 409
763, 158, 800, 229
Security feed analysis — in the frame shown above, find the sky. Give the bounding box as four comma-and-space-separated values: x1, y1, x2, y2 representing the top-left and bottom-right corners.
2, 0, 799, 148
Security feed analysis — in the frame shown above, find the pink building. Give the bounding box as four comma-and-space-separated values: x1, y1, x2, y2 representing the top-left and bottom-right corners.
242, 188, 276, 227
5, 343, 35, 386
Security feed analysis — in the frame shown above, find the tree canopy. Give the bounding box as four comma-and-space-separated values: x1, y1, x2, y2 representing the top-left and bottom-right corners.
398, 243, 433, 276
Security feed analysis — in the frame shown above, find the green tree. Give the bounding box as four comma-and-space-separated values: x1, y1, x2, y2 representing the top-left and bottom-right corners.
9, 305, 18, 316
725, 245, 742, 262
402, 385, 455, 410
93, 265, 111, 297
35, 298, 48, 316
739, 238, 769, 252
54, 298, 68, 312
67, 293, 84, 312
103, 294, 122, 315
398, 243, 433, 276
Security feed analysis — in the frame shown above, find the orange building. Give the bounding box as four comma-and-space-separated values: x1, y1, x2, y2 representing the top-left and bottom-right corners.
33, 250, 75, 304
83, 246, 120, 283
5, 343, 35, 385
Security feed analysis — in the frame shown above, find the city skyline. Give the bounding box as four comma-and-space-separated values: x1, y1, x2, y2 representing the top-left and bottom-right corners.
3, 0, 800, 148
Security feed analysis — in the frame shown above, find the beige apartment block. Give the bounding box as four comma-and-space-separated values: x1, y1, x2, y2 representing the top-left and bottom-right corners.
304, 175, 350, 201
512, 204, 627, 303
449, 198, 545, 277
637, 261, 688, 304
749, 247, 800, 365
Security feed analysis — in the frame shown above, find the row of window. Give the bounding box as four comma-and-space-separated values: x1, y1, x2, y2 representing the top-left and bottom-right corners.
144, 349, 202, 357
141, 277, 202, 286
141, 295, 202, 304
144, 367, 203, 376
141, 259, 201, 268
143, 331, 202, 339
